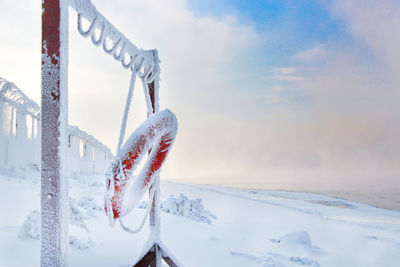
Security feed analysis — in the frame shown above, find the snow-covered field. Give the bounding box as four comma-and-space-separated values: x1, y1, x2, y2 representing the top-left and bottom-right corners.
1, 171, 400, 267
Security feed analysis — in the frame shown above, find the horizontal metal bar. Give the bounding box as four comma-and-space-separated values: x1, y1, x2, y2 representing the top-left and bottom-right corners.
69, 0, 160, 82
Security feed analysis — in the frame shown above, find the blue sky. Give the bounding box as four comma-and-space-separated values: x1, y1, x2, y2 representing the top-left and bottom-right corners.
188, 0, 346, 59
186, 0, 352, 111
0, 0, 399, 191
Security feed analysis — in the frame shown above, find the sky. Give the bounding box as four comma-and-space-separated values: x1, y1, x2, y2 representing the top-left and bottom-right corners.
0, 0, 399, 191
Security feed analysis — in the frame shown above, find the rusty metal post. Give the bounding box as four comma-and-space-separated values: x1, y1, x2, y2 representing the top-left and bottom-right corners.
41, 0, 69, 266
134, 77, 180, 267
147, 80, 162, 267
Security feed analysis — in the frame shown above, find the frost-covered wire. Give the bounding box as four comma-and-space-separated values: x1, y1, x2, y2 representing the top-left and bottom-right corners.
116, 71, 137, 156
118, 177, 158, 234
105, 165, 116, 227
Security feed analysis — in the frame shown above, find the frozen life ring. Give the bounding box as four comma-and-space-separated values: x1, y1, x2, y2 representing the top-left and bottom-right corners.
105, 109, 178, 219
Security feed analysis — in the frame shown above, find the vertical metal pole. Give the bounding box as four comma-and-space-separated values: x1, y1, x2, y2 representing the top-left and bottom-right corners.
41, 0, 69, 266
0, 98, 4, 165
147, 80, 162, 267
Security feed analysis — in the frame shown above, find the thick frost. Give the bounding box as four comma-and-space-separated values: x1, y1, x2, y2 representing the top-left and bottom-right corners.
41, 30, 69, 266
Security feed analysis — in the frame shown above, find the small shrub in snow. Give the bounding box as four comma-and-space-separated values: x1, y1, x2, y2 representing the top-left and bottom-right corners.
18, 210, 40, 240
161, 194, 217, 224
69, 234, 95, 250
69, 226, 95, 250
69, 197, 98, 249
69, 197, 90, 231
139, 194, 217, 223
19, 196, 100, 249
76, 196, 103, 217
279, 231, 312, 246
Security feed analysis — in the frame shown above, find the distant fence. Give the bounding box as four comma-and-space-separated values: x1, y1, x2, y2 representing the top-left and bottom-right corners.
0, 77, 113, 175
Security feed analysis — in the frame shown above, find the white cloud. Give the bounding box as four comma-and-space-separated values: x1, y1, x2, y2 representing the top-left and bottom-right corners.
66, 0, 265, 180
263, 67, 306, 83
1, 0, 399, 189
330, 0, 400, 79
263, 94, 289, 104
272, 67, 298, 75
264, 75, 305, 82
293, 44, 328, 63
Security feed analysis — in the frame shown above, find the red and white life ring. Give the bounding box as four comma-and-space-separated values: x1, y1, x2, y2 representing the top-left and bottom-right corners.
105, 109, 178, 219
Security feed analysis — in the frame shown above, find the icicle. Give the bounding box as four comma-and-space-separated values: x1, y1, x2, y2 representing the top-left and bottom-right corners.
135, 57, 145, 74
121, 54, 137, 69
113, 41, 126, 61
103, 37, 121, 55
77, 14, 97, 37
91, 20, 106, 46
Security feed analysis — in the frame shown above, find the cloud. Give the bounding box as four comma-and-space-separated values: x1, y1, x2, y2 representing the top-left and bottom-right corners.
293, 44, 328, 63
66, 0, 266, 180
263, 94, 290, 104
1, 0, 399, 190
264, 75, 305, 82
272, 67, 298, 75
0, 2, 41, 102
252, 0, 400, 189
263, 67, 306, 90
0, 0, 263, 181
330, 0, 400, 76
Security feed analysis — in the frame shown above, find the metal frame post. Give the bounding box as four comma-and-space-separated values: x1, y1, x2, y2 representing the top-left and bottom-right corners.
148, 81, 162, 267
41, 0, 69, 266
133, 81, 179, 267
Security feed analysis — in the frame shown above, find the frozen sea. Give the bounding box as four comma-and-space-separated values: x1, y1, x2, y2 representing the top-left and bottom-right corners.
177, 177, 400, 212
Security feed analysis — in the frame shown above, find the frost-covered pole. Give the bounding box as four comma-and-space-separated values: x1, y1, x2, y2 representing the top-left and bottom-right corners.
0, 98, 3, 140
147, 80, 162, 267
41, 0, 69, 266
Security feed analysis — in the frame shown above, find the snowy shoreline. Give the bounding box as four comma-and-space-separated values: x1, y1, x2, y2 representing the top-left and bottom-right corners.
171, 180, 400, 212
1, 172, 400, 266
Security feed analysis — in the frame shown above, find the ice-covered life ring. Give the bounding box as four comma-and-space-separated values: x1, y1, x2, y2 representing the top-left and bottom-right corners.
105, 109, 178, 219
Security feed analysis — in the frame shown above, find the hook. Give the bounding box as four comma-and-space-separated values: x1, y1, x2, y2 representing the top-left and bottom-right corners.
78, 13, 97, 37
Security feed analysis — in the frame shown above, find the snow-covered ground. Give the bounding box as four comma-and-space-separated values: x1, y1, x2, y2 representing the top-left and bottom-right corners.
1, 171, 400, 267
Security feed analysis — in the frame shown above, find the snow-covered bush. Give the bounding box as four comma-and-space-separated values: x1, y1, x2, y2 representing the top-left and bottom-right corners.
69, 226, 95, 250
69, 197, 90, 232
75, 196, 103, 217
68, 196, 98, 249
279, 231, 312, 246
18, 210, 40, 240
140, 194, 216, 224
19, 196, 101, 249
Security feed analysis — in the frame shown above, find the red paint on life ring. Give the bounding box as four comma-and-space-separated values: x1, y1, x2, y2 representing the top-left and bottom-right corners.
105, 109, 177, 219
